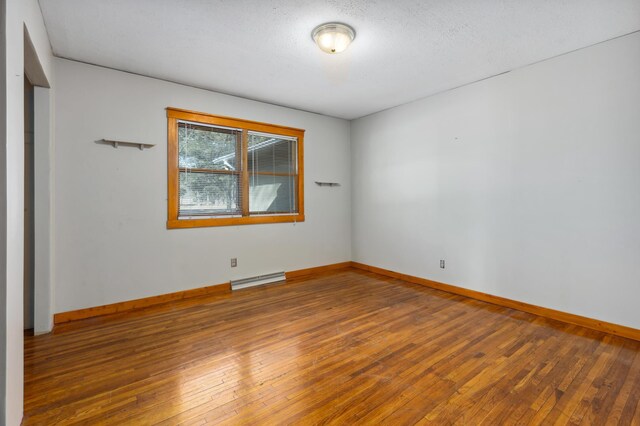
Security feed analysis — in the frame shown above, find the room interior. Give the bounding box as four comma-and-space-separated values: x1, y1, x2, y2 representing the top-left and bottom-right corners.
2, 0, 640, 424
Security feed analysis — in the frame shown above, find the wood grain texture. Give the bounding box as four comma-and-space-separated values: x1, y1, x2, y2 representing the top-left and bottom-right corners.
53, 282, 230, 324
165, 107, 305, 229
166, 116, 179, 223
240, 128, 249, 216
25, 269, 640, 424
296, 126, 304, 222
285, 261, 352, 279
53, 262, 349, 325
352, 262, 640, 342
166, 213, 305, 229
166, 107, 305, 136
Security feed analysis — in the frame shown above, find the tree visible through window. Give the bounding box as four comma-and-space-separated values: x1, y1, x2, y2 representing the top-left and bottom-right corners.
178, 123, 241, 216
167, 108, 304, 228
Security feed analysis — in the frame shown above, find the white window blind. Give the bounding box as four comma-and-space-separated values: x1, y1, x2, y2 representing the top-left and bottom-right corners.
167, 107, 304, 228
247, 131, 298, 215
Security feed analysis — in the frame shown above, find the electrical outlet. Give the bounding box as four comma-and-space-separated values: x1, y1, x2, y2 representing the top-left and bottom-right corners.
231, 258, 237, 267
440, 259, 445, 269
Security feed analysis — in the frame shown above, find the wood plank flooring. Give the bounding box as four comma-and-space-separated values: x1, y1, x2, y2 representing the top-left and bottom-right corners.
24, 269, 640, 425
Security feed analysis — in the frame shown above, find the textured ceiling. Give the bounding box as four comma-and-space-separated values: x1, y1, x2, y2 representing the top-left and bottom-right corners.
39, 0, 640, 119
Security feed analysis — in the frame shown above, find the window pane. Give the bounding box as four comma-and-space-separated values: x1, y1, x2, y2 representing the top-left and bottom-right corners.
179, 122, 239, 170
248, 134, 296, 174
249, 174, 296, 214
179, 172, 240, 216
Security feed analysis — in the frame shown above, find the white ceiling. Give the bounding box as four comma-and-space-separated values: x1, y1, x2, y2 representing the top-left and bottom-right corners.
39, 0, 640, 119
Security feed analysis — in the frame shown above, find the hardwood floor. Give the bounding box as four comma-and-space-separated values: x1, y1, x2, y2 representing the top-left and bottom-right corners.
24, 269, 640, 425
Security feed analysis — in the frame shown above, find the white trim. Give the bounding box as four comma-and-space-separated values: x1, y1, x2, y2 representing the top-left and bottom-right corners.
248, 130, 298, 141
178, 119, 242, 132
33, 87, 54, 334
231, 272, 286, 290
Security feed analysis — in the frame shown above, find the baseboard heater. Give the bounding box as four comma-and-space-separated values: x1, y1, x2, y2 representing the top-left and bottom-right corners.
231, 272, 286, 291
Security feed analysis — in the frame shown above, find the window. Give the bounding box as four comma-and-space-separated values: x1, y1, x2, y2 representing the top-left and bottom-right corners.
167, 108, 304, 228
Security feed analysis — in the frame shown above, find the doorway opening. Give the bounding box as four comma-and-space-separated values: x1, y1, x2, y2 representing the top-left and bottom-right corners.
24, 75, 34, 331
23, 25, 53, 334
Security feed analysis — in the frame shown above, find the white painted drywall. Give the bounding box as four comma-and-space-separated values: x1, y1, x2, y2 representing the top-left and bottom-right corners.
2, 0, 55, 424
0, 4, 6, 422
53, 58, 351, 313
33, 86, 54, 334
39, 0, 640, 119
351, 32, 640, 329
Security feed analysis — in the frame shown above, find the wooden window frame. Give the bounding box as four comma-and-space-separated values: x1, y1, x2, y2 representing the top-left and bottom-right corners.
167, 107, 305, 229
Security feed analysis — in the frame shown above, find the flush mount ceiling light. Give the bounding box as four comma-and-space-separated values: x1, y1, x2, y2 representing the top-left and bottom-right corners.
311, 22, 356, 54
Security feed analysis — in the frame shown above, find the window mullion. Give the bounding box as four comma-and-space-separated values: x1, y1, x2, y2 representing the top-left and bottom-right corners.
241, 129, 249, 216
166, 107, 304, 229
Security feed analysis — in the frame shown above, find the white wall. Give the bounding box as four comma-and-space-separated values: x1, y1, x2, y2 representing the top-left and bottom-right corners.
33, 86, 54, 334
351, 32, 640, 329
2, 0, 54, 424
53, 58, 351, 313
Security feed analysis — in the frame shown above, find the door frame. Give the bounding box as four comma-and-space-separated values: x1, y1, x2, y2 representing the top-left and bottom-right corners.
24, 26, 53, 334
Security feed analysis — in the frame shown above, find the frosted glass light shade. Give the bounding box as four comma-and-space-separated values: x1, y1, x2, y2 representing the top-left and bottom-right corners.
312, 23, 356, 54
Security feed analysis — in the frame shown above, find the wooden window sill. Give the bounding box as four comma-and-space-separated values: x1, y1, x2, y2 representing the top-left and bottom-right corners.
167, 214, 305, 229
